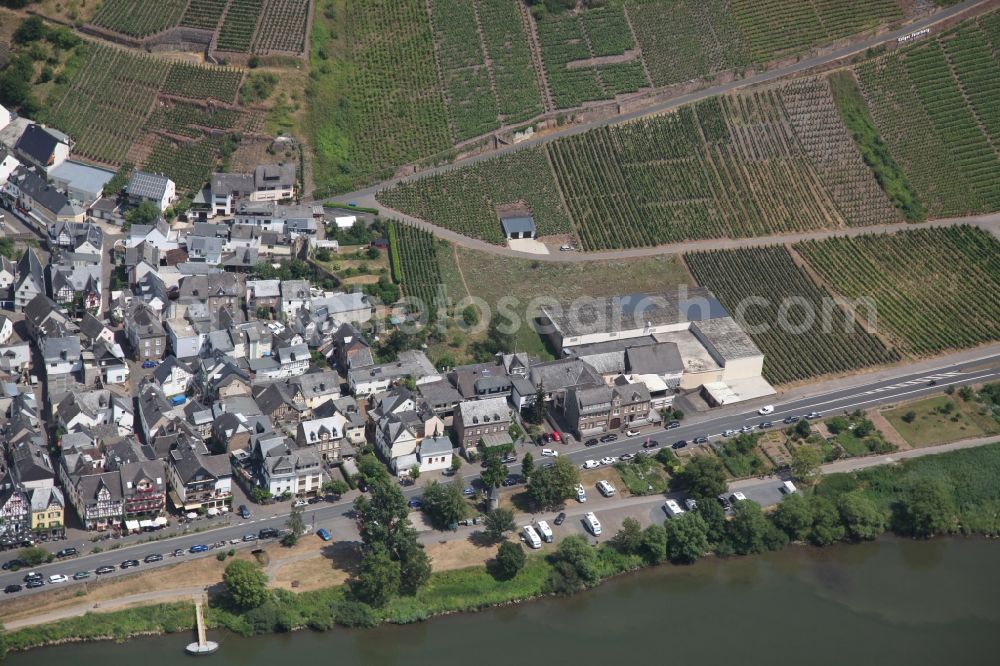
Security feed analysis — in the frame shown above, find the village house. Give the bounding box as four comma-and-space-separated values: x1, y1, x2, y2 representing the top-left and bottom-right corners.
167, 442, 233, 512
125, 302, 167, 362
127, 170, 175, 211
453, 396, 512, 452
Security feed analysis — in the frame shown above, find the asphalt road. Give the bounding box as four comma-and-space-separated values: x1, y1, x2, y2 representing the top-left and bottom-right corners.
3, 352, 997, 597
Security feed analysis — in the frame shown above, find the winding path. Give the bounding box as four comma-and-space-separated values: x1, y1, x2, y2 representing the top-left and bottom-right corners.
322, 0, 997, 263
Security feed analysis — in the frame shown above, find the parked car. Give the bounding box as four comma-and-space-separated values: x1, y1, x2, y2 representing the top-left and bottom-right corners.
48, 574, 69, 584
805, 412, 822, 419
22, 572, 42, 583
597, 480, 616, 497
723, 429, 738, 437
25, 579, 43, 588
462, 487, 475, 496
672, 440, 687, 449
72, 571, 91, 580
582, 459, 600, 470
243, 534, 258, 542
501, 454, 517, 464
292, 499, 308, 508
584, 438, 599, 447
189, 544, 209, 553
600, 456, 616, 466
619, 452, 636, 461
4, 584, 22, 593
693, 436, 709, 444
2, 559, 25, 570
551, 431, 562, 442
258, 528, 279, 539
120, 559, 140, 569
759, 421, 773, 430
541, 433, 552, 444
172, 548, 186, 557
238, 505, 251, 519
554, 512, 567, 526
625, 429, 640, 438
730, 491, 748, 503
56, 547, 78, 558
501, 476, 519, 487
717, 495, 732, 511
575, 484, 587, 503
758, 405, 775, 415
783, 415, 800, 424
541, 448, 558, 457
600, 433, 618, 443
684, 498, 698, 511
408, 498, 423, 509
144, 554, 163, 563
666, 420, 681, 430
95, 565, 115, 575
642, 439, 659, 449
316, 528, 332, 542
741, 425, 754, 433
780, 480, 798, 494
141, 360, 158, 369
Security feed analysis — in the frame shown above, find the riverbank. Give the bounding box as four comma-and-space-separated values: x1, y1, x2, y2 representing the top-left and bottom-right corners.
3, 441, 1000, 659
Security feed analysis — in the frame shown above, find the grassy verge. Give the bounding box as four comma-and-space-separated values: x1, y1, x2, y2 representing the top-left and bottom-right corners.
829, 70, 925, 221
614, 456, 668, 495
883, 394, 999, 448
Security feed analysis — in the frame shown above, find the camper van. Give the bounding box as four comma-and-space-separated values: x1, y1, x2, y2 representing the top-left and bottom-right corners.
781, 480, 798, 494
584, 512, 602, 536
522, 525, 542, 549
536, 520, 554, 543
663, 499, 686, 518
596, 480, 616, 497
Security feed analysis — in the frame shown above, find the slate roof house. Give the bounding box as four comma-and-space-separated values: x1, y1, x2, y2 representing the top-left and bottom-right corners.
14, 123, 70, 173
127, 170, 175, 211
13, 247, 44, 312
453, 396, 511, 451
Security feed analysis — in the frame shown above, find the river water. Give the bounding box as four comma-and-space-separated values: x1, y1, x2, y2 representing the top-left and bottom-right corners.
9, 537, 1000, 666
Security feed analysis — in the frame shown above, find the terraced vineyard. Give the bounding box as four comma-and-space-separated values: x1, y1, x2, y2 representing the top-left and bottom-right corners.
181, 0, 229, 30
163, 63, 243, 104
91, 0, 187, 37
253, 0, 311, 53
377, 148, 573, 244
143, 136, 227, 193
45, 45, 171, 165
217, 0, 264, 52
430, 0, 500, 142
779, 78, 899, 226
147, 101, 263, 138
854, 18, 1000, 216
477, 0, 544, 124
627, 0, 749, 87
536, 6, 650, 109
388, 222, 445, 321
343, 0, 451, 183
796, 226, 1000, 356
732, 0, 902, 62
547, 91, 845, 249
686, 246, 899, 384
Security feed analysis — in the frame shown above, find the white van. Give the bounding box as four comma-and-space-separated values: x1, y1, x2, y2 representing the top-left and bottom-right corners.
596, 480, 615, 497
536, 520, 553, 543
781, 480, 798, 494
663, 499, 686, 518
522, 525, 542, 549
584, 512, 602, 536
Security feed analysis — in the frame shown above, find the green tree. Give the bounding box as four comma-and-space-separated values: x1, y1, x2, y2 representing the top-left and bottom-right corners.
853, 419, 875, 438
826, 416, 850, 434
420, 480, 467, 529
492, 541, 526, 581
545, 535, 601, 595
611, 517, 644, 555
282, 504, 305, 546
791, 446, 822, 485
727, 500, 771, 555
18, 546, 50, 566
838, 492, 886, 541
531, 383, 546, 424
640, 523, 668, 564
223, 560, 269, 609
520, 451, 535, 480
675, 456, 727, 500
526, 456, 579, 509
892, 479, 956, 538
351, 547, 400, 607
409, 465, 421, 481
695, 497, 728, 548
450, 455, 462, 473
480, 454, 508, 490
901, 411, 916, 424
125, 201, 161, 227
323, 480, 349, 497
484, 508, 516, 541
772, 493, 813, 541
14, 16, 46, 44
396, 538, 432, 595
809, 495, 846, 546
664, 511, 710, 564
461, 305, 480, 327
794, 420, 812, 438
